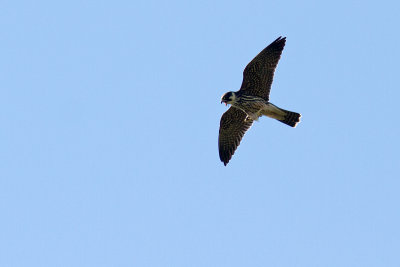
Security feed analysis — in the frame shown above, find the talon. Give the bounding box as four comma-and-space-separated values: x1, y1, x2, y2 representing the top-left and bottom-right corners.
244, 116, 252, 122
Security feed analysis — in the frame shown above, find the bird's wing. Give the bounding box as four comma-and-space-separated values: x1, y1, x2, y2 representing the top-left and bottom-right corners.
239, 36, 286, 101
218, 107, 253, 165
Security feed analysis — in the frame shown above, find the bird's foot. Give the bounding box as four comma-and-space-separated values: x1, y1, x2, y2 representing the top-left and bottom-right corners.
245, 115, 258, 122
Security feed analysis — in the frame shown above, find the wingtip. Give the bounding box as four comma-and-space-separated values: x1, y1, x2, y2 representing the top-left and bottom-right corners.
277, 36, 286, 41
270, 36, 286, 47
220, 155, 230, 166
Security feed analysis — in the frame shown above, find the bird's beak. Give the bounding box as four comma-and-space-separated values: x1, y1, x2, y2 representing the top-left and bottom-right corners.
221, 100, 227, 106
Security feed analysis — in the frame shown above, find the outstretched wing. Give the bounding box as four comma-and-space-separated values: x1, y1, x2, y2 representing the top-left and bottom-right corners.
218, 107, 253, 166
239, 36, 286, 101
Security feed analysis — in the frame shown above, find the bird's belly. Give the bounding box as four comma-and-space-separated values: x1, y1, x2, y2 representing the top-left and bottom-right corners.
234, 100, 267, 121
237, 101, 266, 113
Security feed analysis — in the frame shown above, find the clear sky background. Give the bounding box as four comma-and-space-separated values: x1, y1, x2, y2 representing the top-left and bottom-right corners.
1, 0, 400, 266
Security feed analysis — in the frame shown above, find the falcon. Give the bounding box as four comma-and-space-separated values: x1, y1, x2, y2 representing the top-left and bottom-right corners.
218, 36, 301, 166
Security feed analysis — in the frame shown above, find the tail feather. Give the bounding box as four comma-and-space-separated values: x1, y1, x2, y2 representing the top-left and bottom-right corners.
278, 109, 301, 127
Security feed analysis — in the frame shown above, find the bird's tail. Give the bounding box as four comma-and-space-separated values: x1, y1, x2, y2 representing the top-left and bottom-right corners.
277, 108, 301, 127
261, 104, 301, 127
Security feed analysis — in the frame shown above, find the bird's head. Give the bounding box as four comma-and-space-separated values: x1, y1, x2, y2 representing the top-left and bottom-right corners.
221, 91, 236, 106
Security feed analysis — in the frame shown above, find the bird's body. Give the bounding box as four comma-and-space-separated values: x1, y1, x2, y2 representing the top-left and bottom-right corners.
229, 93, 266, 121
224, 91, 300, 124
224, 92, 285, 122
218, 36, 301, 165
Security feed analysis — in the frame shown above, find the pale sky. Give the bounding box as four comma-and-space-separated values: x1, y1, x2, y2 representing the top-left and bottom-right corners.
1, 0, 400, 266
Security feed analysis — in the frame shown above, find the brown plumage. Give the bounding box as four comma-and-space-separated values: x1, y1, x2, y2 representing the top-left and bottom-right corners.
218, 107, 253, 165
218, 36, 300, 166
240, 36, 286, 101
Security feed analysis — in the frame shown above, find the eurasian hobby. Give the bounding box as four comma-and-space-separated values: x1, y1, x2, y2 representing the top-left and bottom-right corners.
218, 36, 301, 165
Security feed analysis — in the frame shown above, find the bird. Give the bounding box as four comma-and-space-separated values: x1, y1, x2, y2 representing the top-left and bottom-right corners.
218, 36, 301, 166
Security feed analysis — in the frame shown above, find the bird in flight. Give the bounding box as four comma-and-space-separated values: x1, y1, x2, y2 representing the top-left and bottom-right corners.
218, 36, 301, 166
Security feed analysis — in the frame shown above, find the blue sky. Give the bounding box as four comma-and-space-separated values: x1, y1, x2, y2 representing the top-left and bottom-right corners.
1, 0, 400, 266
